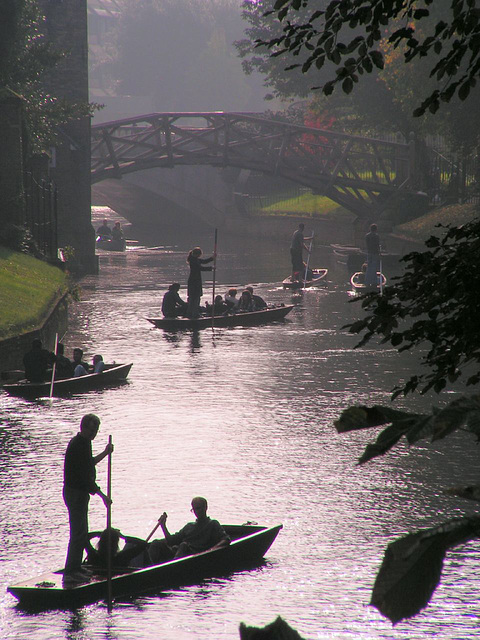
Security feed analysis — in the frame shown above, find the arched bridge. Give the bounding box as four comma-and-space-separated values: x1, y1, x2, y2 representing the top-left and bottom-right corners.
91, 112, 415, 218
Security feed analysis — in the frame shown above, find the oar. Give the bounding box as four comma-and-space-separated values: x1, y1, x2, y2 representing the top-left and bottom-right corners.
211, 228, 218, 330
106, 435, 113, 612
145, 515, 164, 543
303, 231, 314, 291
48, 333, 59, 406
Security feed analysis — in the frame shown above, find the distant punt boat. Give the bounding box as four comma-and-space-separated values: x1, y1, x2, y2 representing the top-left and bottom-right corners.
146, 305, 294, 330
2, 363, 133, 399
96, 235, 126, 252
7, 523, 282, 610
350, 271, 387, 291
282, 268, 328, 289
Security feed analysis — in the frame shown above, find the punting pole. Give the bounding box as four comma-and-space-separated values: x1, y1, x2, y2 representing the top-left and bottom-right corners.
303, 231, 314, 291
379, 258, 384, 296
211, 228, 218, 330
48, 333, 59, 406
106, 435, 113, 612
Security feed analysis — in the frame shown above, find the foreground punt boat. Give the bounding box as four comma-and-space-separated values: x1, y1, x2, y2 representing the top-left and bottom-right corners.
7, 523, 282, 610
2, 363, 133, 399
146, 305, 293, 330
350, 271, 387, 291
282, 268, 328, 289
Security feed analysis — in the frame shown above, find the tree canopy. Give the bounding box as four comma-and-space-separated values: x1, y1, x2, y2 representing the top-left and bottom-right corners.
256, 0, 480, 116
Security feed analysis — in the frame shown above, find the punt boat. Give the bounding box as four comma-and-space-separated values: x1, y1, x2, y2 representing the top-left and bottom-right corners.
96, 235, 126, 252
2, 363, 133, 399
282, 268, 328, 289
350, 271, 387, 291
146, 305, 293, 330
7, 523, 282, 610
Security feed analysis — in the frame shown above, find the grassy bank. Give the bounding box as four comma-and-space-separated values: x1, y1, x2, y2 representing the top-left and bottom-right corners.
0, 246, 69, 339
253, 191, 355, 222
394, 203, 479, 241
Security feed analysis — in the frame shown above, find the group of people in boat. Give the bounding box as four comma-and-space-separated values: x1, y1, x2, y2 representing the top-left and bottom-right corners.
96, 219, 125, 242
161, 245, 269, 319
63, 413, 230, 581
22, 339, 105, 383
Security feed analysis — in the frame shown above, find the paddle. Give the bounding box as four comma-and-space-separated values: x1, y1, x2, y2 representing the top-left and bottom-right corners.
211, 228, 218, 330
48, 333, 59, 406
106, 435, 113, 612
303, 231, 314, 291
145, 515, 164, 543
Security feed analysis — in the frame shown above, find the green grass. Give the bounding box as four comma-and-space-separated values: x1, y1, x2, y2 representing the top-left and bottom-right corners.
395, 203, 479, 241
0, 246, 69, 339
257, 192, 354, 220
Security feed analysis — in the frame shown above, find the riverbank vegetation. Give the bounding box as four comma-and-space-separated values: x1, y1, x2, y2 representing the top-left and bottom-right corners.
395, 203, 478, 241
0, 246, 68, 339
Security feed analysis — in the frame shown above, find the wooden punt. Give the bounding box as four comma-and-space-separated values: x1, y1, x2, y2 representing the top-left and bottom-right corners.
282, 268, 328, 289
350, 271, 387, 291
2, 363, 133, 399
146, 305, 293, 330
96, 236, 126, 251
7, 523, 282, 610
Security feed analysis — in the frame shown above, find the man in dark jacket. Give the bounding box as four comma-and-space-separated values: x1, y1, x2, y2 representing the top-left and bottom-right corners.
162, 283, 188, 317
63, 414, 113, 577
23, 339, 55, 382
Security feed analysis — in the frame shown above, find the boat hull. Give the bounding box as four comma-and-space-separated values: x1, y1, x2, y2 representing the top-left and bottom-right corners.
2, 363, 133, 399
7, 524, 282, 610
147, 305, 293, 330
282, 268, 328, 289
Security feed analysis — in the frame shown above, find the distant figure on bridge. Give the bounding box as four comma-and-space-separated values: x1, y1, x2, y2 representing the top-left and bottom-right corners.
186, 247, 214, 318
111, 222, 124, 242
162, 283, 188, 318
96, 219, 111, 237
365, 224, 381, 287
290, 223, 312, 282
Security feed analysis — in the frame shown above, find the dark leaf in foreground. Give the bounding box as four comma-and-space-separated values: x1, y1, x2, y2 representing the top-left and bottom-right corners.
371, 518, 480, 623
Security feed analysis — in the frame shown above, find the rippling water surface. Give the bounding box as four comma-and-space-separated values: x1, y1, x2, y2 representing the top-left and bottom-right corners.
1, 231, 479, 640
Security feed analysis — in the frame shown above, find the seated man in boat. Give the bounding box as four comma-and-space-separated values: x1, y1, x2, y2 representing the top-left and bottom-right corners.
96, 219, 112, 238
111, 222, 124, 241
148, 496, 230, 563
55, 343, 75, 379
162, 283, 188, 318
92, 354, 105, 374
205, 295, 229, 316
72, 348, 91, 377
234, 289, 256, 313
224, 288, 238, 309
23, 339, 56, 382
85, 528, 148, 569
245, 286, 267, 310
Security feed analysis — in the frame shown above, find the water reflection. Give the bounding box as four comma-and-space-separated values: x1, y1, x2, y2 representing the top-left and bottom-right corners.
1, 234, 480, 639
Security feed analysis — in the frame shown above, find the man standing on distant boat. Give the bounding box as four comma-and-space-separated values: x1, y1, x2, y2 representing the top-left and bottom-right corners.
365, 223, 381, 287
63, 414, 113, 579
290, 223, 312, 281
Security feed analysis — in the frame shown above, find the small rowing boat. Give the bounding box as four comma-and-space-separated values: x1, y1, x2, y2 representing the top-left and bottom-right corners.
282, 268, 328, 289
2, 363, 133, 399
350, 271, 387, 291
7, 523, 282, 610
146, 305, 293, 330
96, 235, 126, 252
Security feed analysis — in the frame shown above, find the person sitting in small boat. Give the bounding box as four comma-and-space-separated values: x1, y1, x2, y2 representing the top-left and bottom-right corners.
205, 295, 229, 316
55, 343, 75, 379
245, 286, 267, 310
224, 288, 238, 309
92, 354, 105, 374
162, 283, 188, 318
111, 222, 124, 241
85, 528, 148, 569
73, 348, 91, 377
148, 496, 230, 564
356, 263, 368, 285
235, 289, 256, 313
23, 339, 56, 383
96, 219, 111, 238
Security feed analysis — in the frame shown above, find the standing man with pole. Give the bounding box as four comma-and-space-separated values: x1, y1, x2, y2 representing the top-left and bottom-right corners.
63, 414, 113, 582
211, 228, 218, 329
365, 223, 381, 287
290, 223, 313, 282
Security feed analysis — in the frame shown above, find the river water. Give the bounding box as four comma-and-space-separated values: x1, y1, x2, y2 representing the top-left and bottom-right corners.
1, 229, 479, 640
